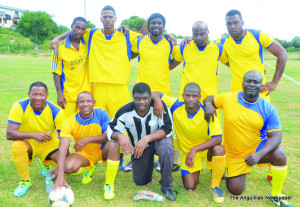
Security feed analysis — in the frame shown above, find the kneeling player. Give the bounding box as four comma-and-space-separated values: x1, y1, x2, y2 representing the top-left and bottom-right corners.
152, 82, 226, 203
6, 82, 65, 196
204, 71, 292, 207
52, 91, 110, 190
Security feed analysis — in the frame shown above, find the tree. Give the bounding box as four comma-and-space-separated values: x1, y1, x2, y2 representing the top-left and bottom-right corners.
121, 16, 147, 32
87, 20, 96, 29
58, 25, 70, 34
16, 11, 59, 50
291, 36, 300, 49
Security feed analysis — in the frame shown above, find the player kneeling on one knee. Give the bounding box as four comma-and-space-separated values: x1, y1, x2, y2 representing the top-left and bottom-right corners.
104, 82, 177, 201
152, 82, 226, 204
52, 91, 110, 191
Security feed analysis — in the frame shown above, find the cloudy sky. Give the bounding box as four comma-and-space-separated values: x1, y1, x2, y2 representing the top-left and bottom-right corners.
2, 0, 299, 40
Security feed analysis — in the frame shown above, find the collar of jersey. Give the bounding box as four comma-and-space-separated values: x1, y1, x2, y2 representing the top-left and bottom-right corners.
102, 29, 116, 40
233, 30, 246, 44
195, 40, 209, 51
78, 110, 94, 121
242, 92, 260, 104
32, 102, 47, 115
149, 34, 164, 45
186, 102, 204, 119
65, 33, 85, 48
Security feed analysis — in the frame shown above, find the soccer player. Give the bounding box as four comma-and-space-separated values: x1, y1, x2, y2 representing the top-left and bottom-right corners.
52, 91, 110, 190
131, 13, 179, 96
172, 21, 226, 101
152, 83, 226, 203
203, 71, 292, 207
6, 82, 65, 197
51, 17, 91, 118
216, 9, 287, 101
104, 82, 177, 201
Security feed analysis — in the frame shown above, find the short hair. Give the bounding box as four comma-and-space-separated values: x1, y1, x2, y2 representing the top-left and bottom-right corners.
77, 91, 94, 102
71, 17, 87, 27
101, 5, 116, 16
183, 82, 201, 94
148, 13, 166, 26
225, 9, 242, 20
132, 82, 151, 96
29, 81, 48, 93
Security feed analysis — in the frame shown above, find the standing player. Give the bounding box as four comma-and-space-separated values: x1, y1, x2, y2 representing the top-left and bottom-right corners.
52, 92, 110, 190
51, 17, 91, 118
216, 9, 287, 101
152, 83, 226, 203
172, 21, 226, 101
6, 82, 65, 196
104, 83, 177, 201
204, 71, 292, 207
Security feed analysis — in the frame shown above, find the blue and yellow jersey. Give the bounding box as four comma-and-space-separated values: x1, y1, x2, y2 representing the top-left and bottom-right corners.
8, 99, 65, 145
131, 35, 178, 96
60, 108, 110, 152
174, 40, 226, 101
84, 29, 140, 84
216, 29, 274, 93
51, 34, 91, 103
161, 95, 222, 154
214, 92, 281, 158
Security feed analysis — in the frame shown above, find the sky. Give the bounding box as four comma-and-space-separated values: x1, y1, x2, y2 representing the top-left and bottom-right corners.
1, 0, 299, 41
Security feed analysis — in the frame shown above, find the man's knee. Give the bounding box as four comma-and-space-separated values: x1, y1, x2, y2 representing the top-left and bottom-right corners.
183, 181, 197, 191
211, 145, 225, 156
133, 175, 151, 186
226, 175, 246, 195
156, 137, 174, 157
12, 141, 29, 160
64, 160, 81, 174
271, 147, 287, 165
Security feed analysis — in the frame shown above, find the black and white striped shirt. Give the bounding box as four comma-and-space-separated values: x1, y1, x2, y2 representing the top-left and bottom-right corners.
107, 100, 173, 147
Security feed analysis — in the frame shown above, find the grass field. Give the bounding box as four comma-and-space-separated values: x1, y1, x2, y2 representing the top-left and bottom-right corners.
0, 53, 299, 207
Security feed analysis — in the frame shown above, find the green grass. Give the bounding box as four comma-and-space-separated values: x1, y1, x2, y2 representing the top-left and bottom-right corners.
0, 53, 299, 206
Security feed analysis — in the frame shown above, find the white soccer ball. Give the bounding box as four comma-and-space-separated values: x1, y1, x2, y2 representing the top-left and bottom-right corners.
49, 186, 74, 207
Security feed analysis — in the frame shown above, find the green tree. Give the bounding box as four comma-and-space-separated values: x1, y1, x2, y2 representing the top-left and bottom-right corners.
87, 20, 96, 29
58, 25, 70, 34
291, 36, 300, 48
16, 11, 59, 50
121, 16, 147, 32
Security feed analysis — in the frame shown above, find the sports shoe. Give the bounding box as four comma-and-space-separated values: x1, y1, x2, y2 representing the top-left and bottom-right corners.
118, 154, 125, 171
155, 160, 161, 172
82, 165, 96, 184
161, 189, 177, 201
39, 158, 50, 177
172, 164, 180, 172
269, 194, 292, 207
211, 187, 224, 203
123, 161, 133, 172
104, 184, 115, 200
14, 180, 32, 197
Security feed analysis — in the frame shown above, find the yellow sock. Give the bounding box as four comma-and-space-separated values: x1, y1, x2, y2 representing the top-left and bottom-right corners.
206, 160, 212, 169
12, 141, 30, 181
271, 165, 287, 196
211, 155, 226, 188
71, 167, 89, 175
105, 159, 120, 185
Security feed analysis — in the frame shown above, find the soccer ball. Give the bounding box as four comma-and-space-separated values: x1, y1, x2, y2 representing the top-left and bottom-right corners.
49, 186, 74, 207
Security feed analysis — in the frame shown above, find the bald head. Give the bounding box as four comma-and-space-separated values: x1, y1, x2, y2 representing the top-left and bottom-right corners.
243, 70, 263, 83
242, 70, 263, 100
192, 21, 209, 47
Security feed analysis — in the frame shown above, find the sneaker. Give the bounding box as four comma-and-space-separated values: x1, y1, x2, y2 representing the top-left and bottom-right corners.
172, 164, 180, 172
82, 165, 96, 184
39, 158, 50, 177
270, 194, 292, 207
118, 154, 125, 171
123, 161, 133, 172
155, 160, 161, 173
104, 184, 115, 200
211, 187, 224, 203
161, 189, 177, 201
14, 180, 32, 197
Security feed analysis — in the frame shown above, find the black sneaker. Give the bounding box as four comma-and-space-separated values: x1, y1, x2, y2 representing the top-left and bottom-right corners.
162, 189, 177, 201
269, 194, 292, 207
123, 161, 133, 172
172, 164, 180, 172
154, 160, 161, 172
118, 154, 125, 171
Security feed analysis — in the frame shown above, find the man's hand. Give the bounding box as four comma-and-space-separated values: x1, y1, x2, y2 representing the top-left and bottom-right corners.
186, 148, 197, 168
133, 137, 149, 158
204, 103, 217, 123
49, 168, 58, 181
52, 174, 70, 191
50, 37, 60, 50
33, 132, 52, 142
244, 152, 262, 166
166, 34, 177, 45
118, 25, 130, 34
261, 81, 278, 96
119, 136, 133, 156
57, 92, 67, 109
181, 36, 192, 45
153, 99, 165, 119
73, 138, 88, 152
